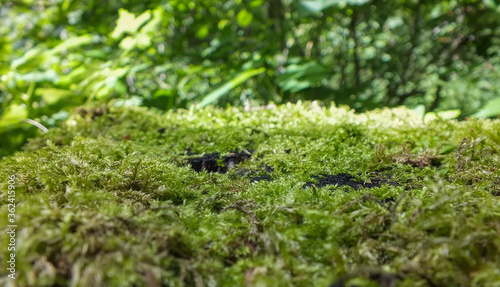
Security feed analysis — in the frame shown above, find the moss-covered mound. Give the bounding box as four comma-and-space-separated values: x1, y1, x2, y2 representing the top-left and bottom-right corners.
1, 103, 500, 287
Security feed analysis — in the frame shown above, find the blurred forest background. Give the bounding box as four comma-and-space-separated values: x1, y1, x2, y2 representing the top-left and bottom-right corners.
1, 0, 500, 157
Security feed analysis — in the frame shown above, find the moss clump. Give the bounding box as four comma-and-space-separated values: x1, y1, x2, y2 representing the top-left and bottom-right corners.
1, 103, 499, 287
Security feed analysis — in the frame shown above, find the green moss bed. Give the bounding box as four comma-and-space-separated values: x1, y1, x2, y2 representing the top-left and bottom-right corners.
1, 103, 500, 287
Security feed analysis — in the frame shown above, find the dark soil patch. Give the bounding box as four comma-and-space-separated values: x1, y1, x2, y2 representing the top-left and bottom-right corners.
492, 177, 500, 196
75, 106, 106, 119
303, 173, 398, 190
250, 175, 271, 182
187, 150, 253, 173
237, 165, 274, 182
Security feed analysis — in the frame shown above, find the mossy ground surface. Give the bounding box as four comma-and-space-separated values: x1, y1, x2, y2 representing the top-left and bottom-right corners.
1, 103, 500, 287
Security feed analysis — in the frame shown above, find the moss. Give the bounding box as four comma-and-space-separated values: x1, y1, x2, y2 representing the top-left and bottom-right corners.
1, 102, 499, 287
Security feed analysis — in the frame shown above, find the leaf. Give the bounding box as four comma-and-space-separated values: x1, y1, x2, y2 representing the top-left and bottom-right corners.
196, 25, 210, 39
436, 110, 461, 120
10, 47, 44, 69
424, 110, 460, 122
119, 36, 137, 50
237, 9, 253, 28
298, 0, 331, 13
276, 61, 328, 93
140, 8, 163, 34
129, 63, 152, 74
250, 0, 264, 8
35, 88, 74, 105
412, 105, 426, 120
472, 96, 500, 118
483, 0, 497, 8
50, 35, 93, 54
111, 96, 143, 107
11, 36, 92, 71
16, 70, 59, 83
111, 9, 151, 40
58, 66, 88, 86
0, 104, 28, 128
297, 0, 369, 17
198, 67, 266, 107
136, 33, 152, 49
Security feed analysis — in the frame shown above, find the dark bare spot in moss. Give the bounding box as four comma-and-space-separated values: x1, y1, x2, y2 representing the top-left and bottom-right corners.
382, 196, 395, 204
187, 150, 253, 173
492, 177, 500, 196
76, 106, 106, 119
250, 175, 271, 182
54, 253, 72, 278
235, 164, 273, 182
188, 152, 223, 173
303, 173, 398, 190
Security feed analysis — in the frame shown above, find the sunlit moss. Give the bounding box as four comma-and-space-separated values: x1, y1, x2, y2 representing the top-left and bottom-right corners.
1, 103, 499, 286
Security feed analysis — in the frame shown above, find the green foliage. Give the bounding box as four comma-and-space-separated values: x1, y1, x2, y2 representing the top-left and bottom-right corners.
1, 103, 499, 286
199, 68, 266, 107
473, 96, 500, 118
1, 0, 500, 156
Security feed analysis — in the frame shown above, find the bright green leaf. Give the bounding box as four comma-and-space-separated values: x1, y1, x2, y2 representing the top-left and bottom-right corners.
297, 0, 369, 17
483, 0, 497, 8
16, 70, 58, 83
0, 104, 28, 128
436, 110, 461, 120
111, 9, 151, 40
51, 35, 93, 54
236, 9, 253, 28
196, 25, 210, 39
10, 47, 44, 69
199, 67, 266, 107
276, 61, 328, 93
424, 110, 460, 122
472, 96, 500, 118
412, 105, 426, 120
35, 88, 74, 105
136, 33, 152, 49
111, 96, 143, 107
250, 0, 264, 8
58, 66, 88, 86
119, 36, 137, 50
140, 8, 163, 34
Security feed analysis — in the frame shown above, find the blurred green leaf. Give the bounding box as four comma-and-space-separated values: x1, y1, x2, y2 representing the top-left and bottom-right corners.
136, 33, 152, 49
199, 67, 266, 107
297, 0, 369, 17
276, 61, 328, 93
35, 88, 74, 105
483, 0, 497, 9
140, 8, 164, 34
111, 9, 151, 40
51, 35, 93, 54
472, 96, 500, 118
120, 36, 137, 50
111, 96, 143, 107
436, 110, 461, 120
424, 110, 461, 122
412, 105, 426, 120
0, 104, 28, 129
10, 47, 45, 69
237, 9, 253, 28
16, 70, 58, 82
